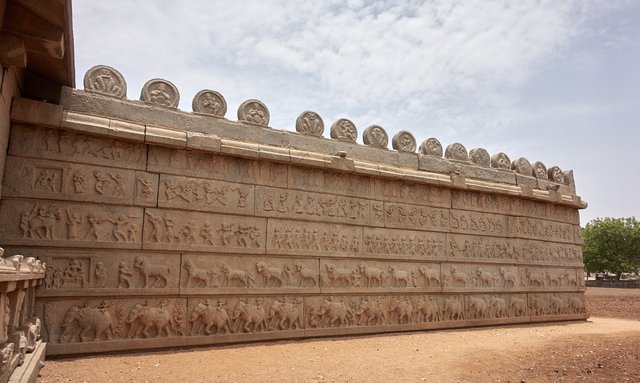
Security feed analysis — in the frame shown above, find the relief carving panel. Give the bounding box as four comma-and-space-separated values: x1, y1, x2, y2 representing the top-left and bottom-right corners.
449, 210, 506, 237
363, 227, 446, 261
452, 190, 578, 224
37, 298, 187, 344
0, 200, 143, 249
378, 202, 450, 232
3, 156, 158, 207
143, 208, 266, 254
40, 252, 180, 294
520, 267, 579, 290
374, 179, 451, 208
319, 259, 441, 291
508, 216, 575, 243
528, 293, 587, 317
255, 186, 370, 225
9, 125, 146, 170
288, 166, 373, 199
181, 254, 319, 291
148, 146, 288, 187
158, 175, 254, 215
441, 263, 519, 291
266, 219, 361, 257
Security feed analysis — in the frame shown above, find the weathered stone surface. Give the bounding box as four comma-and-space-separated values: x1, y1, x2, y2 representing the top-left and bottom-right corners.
140, 79, 179, 109
295, 111, 324, 137
392, 131, 416, 153
469, 148, 490, 167
83, 65, 126, 99
362, 125, 388, 149
0, 83, 589, 357
237, 99, 269, 126
2, 156, 158, 207
0, 199, 144, 249
142, 208, 266, 254
330, 119, 357, 143
418, 138, 443, 157
491, 152, 511, 170
8, 125, 147, 170
444, 143, 469, 162
192, 89, 226, 117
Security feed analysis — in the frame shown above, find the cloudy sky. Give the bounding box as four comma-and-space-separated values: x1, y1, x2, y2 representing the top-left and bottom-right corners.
72, 0, 640, 225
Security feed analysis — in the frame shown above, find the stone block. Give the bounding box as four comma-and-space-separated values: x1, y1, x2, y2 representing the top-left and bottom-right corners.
7, 125, 147, 170
142, 208, 267, 254
186, 132, 221, 152
61, 111, 110, 137
0, 199, 144, 249
9, 97, 62, 127
373, 178, 451, 208
449, 210, 507, 237
266, 218, 361, 258
2, 156, 156, 207
145, 125, 187, 147
362, 227, 446, 262
158, 174, 254, 216
109, 119, 145, 142
255, 185, 371, 226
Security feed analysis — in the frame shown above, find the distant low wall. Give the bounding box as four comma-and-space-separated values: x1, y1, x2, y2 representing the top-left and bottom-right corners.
586, 280, 640, 288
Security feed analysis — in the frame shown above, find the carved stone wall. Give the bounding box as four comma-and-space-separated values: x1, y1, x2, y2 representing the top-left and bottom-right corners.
0, 67, 587, 356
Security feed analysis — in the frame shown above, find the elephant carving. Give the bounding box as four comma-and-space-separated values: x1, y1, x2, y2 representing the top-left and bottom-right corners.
127, 303, 174, 338
59, 304, 114, 343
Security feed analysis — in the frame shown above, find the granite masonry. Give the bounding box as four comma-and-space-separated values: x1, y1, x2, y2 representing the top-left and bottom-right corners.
0, 65, 588, 356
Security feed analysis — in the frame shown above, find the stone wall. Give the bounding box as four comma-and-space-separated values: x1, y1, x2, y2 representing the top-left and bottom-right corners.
0, 66, 587, 356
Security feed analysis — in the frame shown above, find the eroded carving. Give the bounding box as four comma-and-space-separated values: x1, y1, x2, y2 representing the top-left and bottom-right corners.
237, 99, 269, 126
491, 152, 511, 170
469, 148, 490, 167
330, 119, 357, 143
418, 138, 443, 157
512, 157, 532, 175
392, 131, 416, 153
83, 65, 126, 98
192, 89, 227, 117
140, 79, 180, 108
296, 111, 324, 137
532, 161, 547, 179
445, 143, 468, 162
363, 125, 388, 149
548, 166, 564, 183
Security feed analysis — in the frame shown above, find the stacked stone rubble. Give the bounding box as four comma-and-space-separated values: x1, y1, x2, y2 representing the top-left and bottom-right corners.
0, 65, 587, 356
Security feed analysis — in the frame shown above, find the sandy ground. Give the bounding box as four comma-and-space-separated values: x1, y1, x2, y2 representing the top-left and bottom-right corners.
38, 288, 640, 383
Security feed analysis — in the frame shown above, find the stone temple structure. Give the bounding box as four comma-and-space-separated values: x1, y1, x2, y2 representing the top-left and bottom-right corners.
0, 0, 587, 363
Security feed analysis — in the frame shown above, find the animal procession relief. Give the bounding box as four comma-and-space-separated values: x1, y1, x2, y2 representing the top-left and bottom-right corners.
41, 254, 180, 291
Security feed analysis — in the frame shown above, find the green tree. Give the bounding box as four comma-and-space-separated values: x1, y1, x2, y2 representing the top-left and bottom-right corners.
582, 217, 640, 279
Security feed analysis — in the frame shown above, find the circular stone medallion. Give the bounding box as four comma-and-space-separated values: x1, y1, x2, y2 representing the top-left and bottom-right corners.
140, 79, 180, 108
83, 65, 127, 99
445, 143, 469, 161
238, 99, 270, 126
192, 89, 227, 117
491, 152, 511, 170
532, 161, 547, 179
296, 111, 324, 137
419, 138, 443, 157
392, 131, 416, 152
469, 148, 490, 167
511, 157, 532, 175
330, 119, 358, 143
548, 166, 564, 183
363, 125, 388, 149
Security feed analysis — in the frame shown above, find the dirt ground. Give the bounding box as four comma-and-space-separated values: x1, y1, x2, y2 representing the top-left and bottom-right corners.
38, 288, 640, 383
